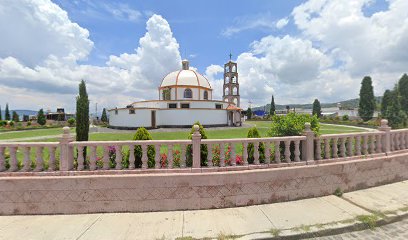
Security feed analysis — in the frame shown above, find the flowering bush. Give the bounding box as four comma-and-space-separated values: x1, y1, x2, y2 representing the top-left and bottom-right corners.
211, 144, 243, 166
160, 149, 181, 168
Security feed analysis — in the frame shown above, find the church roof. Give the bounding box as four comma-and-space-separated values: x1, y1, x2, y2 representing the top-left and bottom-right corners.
160, 60, 212, 89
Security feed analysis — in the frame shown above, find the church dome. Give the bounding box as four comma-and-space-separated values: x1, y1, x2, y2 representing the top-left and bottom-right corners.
160, 60, 212, 89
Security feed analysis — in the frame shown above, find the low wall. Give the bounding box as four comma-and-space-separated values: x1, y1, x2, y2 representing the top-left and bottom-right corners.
1, 151, 407, 215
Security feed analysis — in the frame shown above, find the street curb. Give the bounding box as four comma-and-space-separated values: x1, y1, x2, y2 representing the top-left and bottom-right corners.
256, 212, 408, 240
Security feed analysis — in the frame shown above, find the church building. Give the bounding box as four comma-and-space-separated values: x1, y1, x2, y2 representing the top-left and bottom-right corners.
108, 59, 242, 129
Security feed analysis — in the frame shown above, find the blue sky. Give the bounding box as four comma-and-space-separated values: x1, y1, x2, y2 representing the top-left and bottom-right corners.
0, 0, 407, 112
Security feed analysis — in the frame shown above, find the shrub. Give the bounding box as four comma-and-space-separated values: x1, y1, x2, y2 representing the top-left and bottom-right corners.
0, 120, 6, 127
124, 128, 155, 168
211, 145, 243, 166
247, 127, 265, 164
67, 118, 76, 127
37, 108, 46, 126
342, 115, 349, 121
27, 121, 32, 126
9, 121, 14, 127
186, 121, 208, 167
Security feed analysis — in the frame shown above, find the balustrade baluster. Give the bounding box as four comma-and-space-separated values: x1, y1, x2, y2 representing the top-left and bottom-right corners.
231, 143, 236, 166
315, 139, 321, 160
77, 146, 84, 171
397, 133, 402, 150
0, 147, 5, 171
401, 132, 406, 150
129, 145, 136, 169
207, 144, 213, 167
324, 139, 330, 159
369, 135, 375, 154
167, 144, 173, 169
35, 147, 44, 171
347, 137, 353, 157
243, 142, 248, 165
284, 140, 291, 163
141, 144, 148, 169
8, 147, 18, 171
376, 135, 382, 153
362, 135, 369, 155
405, 132, 408, 149
89, 146, 97, 170
265, 141, 271, 164
391, 134, 395, 151
294, 140, 300, 162
102, 146, 110, 170
180, 144, 186, 168
340, 138, 346, 157
115, 145, 122, 170
332, 138, 338, 158
48, 146, 56, 171
22, 147, 31, 171
220, 143, 225, 167
254, 142, 260, 164
356, 136, 361, 156
274, 141, 281, 163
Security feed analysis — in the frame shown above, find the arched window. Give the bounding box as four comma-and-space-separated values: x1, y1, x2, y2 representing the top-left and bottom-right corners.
184, 88, 192, 98
203, 90, 208, 100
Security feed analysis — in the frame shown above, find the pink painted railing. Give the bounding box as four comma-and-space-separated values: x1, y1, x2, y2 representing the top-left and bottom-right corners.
0, 119, 406, 173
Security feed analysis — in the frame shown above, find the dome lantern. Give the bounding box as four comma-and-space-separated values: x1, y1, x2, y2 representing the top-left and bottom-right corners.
182, 59, 189, 70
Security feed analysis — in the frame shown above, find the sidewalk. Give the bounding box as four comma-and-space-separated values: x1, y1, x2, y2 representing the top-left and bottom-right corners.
0, 181, 407, 240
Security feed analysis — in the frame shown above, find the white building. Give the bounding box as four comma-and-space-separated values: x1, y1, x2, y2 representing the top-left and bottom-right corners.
108, 60, 242, 129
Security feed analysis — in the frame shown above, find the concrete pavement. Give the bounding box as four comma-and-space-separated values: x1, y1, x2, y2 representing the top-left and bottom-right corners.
0, 181, 407, 240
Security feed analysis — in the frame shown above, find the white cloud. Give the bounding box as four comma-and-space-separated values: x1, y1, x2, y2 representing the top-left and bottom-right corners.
221, 13, 283, 37
205, 65, 224, 100
276, 17, 289, 29
0, 0, 181, 110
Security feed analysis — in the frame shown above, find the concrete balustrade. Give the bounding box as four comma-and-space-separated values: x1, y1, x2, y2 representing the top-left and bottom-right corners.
0, 119, 407, 174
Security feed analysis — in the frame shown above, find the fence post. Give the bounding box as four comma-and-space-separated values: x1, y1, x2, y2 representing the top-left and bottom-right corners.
192, 125, 202, 168
302, 122, 315, 162
60, 127, 74, 171
378, 119, 391, 154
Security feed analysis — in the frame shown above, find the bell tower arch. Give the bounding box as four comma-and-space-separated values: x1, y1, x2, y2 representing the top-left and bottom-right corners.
223, 56, 240, 107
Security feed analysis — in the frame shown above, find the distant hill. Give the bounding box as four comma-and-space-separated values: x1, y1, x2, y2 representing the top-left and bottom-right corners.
1, 110, 37, 119
253, 97, 382, 111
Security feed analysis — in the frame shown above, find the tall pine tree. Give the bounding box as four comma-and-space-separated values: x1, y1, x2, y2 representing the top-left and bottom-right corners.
358, 76, 375, 121
246, 107, 252, 120
312, 99, 322, 118
0, 106, 2, 120
12, 111, 19, 122
37, 109, 46, 125
5, 103, 10, 121
386, 87, 407, 128
381, 89, 392, 117
76, 80, 89, 142
398, 73, 408, 113
270, 95, 276, 115
101, 108, 108, 122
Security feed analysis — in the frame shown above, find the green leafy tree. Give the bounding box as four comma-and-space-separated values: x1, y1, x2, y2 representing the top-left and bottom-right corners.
398, 73, 408, 113
12, 111, 19, 122
5, 103, 10, 121
270, 95, 276, 115
37, 109, 46, 125
247, 127, 265, 163
381, 89, 393, 117
358, 76, 376, 121
186, 121, 208, 166
246, 107, 252, 120
312, 99, 322, 118
101, 108, 108, 122
386, 88, 407, 128
76, 80, 89, 141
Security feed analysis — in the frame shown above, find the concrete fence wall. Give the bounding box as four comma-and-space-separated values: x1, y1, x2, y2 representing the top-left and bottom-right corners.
0, 119, 408, 215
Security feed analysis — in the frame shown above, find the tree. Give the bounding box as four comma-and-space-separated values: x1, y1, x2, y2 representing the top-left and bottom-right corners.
312, 99, 322, 118
381, 89, 393, 117
37, 109, 46, 125
358, 76, 375, 121
101, 108, 108, 122
186, 121, 208, 166
398, 73, 408, 113
386, 88, 407, 128
12, 111, 19, 122
76, 80, 89, 142
5, 103, 10, 121
270, 95, 276, 115
246, 107, 252, 120
130, 128, 155, 168
0, 106, 2, 120
247, 127, 265, 164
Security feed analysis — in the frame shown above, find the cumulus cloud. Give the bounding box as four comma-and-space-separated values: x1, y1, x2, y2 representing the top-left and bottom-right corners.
276, 17, 289, 29
0, 0, 181, 110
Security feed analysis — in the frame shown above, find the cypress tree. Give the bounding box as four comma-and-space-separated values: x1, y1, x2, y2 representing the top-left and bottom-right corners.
76, 80, 89, 142
386, 88, 407, 128
37, 109, 46, 125
312, 99, 322, 118
5, 103, 10, 121
12, 111, 19, 122
270, 95, 276, 115
358, 76, 375, 121
0, 106, 2, 120
101, 108, 108, 122
246, 107, 252, 120
381, 89, 392, 117
398, 73, 408, 113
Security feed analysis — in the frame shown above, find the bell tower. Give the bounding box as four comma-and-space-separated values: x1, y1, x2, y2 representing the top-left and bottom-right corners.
223, 55, 240, 107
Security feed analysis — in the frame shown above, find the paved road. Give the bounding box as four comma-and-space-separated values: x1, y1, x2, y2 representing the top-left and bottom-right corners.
315, 218, 408, 240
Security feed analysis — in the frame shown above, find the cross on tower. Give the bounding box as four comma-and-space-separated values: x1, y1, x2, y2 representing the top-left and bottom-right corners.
229, 52, 232, 60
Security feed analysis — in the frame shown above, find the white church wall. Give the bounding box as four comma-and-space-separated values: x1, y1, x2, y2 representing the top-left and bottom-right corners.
109, 109, 152, 128
157, 109, 227, 126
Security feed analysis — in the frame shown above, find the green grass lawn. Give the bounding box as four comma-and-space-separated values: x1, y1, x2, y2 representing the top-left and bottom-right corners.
0, 127, 75, 140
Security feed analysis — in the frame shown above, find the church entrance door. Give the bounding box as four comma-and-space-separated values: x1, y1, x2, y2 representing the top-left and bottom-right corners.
151, 111, 156, 128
